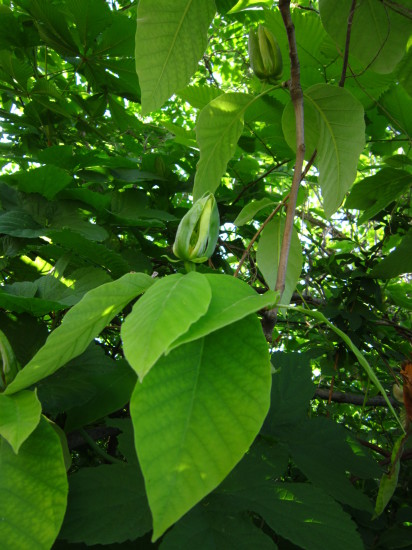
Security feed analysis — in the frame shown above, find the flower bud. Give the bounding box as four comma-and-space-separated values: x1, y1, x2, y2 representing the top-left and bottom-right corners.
248, 25, 283, 81
173, 193, 219, 263
0, 329, 19, 391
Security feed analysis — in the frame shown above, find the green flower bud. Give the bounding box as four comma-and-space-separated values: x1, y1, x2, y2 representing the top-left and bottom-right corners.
0, 329, 19, 391
173, 193, 220, 264
248, 25, 283, 81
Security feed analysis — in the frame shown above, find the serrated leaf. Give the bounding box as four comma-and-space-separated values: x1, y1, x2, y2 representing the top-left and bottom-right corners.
131, 315, 271, 540
0, 390, 41, 453
0, 417, 68, 549
234, 198, 275, 226
122, 272, 212, 380
0, 210, 44, 238
135, 0, 216, 114
256, 217, 303, 304
168, 273, 279, 350
282, 84, 365, 217
193, 93, 256, 201
59, 464, 151, 545
4, 273, 153, 395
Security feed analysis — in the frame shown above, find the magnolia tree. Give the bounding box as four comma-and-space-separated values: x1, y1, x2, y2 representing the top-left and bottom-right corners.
0, 0, 411, 549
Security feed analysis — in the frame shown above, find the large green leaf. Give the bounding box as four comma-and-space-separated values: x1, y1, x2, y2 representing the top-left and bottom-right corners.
228, 482, 364, 550
263, 352, 315, 433
370, 230, 412, 279
234, 198, 275, 226
63, 347, 137, 433
215, 440, 363, 549
256, 217, 303, 304
59, 464, 151, 545
285, 417, 374, 512
130, 315, 271, 540
345, 168, 412, 223
0, 390, 41, 453
282, 84, 365, 217
0, 417, 68, 549
4, 273, 153, 395
135, 0, 216, 114
319, 0, 412, 74
168, 274, 279, 350
193, 93, 255, 201
122, 272, 212, 380
160, 506, 277, 549
17, 165, 72, 200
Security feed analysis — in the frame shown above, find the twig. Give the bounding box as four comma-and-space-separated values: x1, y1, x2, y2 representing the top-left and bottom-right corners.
78, 428, 124, 464
233, 196, 289, 278
232, 159, 289, 206
339, 0, 357, 87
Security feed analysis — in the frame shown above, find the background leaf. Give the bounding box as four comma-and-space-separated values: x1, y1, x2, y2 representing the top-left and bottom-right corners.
256, 217, 303, 304
135, 0, 216, 114
193, 93, 255, 201
59, 463, 151, 545
5, 273, 153, 395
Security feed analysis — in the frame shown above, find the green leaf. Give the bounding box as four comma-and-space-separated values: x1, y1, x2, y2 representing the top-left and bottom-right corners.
216, 442, 363, 550
64, 347, 137, 433
0, 417, 68, 549
234, 198, 275, 226
235, 482, 364, 550
17, 165, 72, 200
161, 506, 277, 549
256, 217, 303, 304
282, 84, 365, 217
135, 0, 216, 114
286, 306, 404, 431
0, 209, 44, 238
263, 352, 315, 433
228, 0, 273, 14
47, 230, 131, 278
370, 230, 412, 279
4, 273, 153, 395
122, 272, 212, 380
0, 290, 67, 316
345, 168, 412, 223
168, 274, 279, 350
130, 315, 271, 540
193, 92, 255, 201
0, 390, 41, 453
319, 0, 412, 74
179, 84, 223, 110
380, 84, 412, 137
374, 434, 405, 517
285, 417, 374, 512
59, 464, 151, 545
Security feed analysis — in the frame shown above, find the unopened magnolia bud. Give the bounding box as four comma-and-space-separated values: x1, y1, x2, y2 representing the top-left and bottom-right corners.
173, 193, 219, 263
248, 25, 283, 81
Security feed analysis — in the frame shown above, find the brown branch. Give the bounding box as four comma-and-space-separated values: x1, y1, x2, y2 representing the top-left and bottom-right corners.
233, 196, 289, 278
339, 0, 357, 87
275, 1, 305, 300
314, 388, 398, 408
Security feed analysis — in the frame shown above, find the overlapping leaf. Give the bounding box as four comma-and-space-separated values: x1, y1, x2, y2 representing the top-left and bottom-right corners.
131, 315, 271, 540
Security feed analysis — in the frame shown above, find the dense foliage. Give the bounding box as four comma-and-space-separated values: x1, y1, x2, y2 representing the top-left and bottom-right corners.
0, 0, 411, 548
